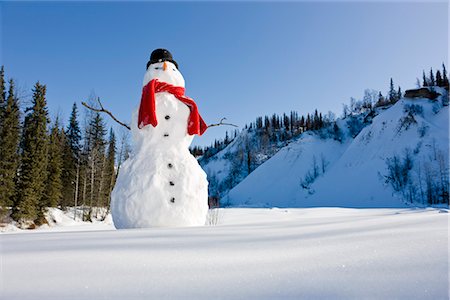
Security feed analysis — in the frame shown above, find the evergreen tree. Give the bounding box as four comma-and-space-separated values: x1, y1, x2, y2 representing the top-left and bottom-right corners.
43, 118, 63, 208
61, 102, 82, 208
442, 63, 449, 88
332, 122, 342, 142
429, 68, 435, 86
13, 82, 49, 224
388, 78, 397, 103
224, 131, 230, 145
66, 103, 82, 155
0, 66, 6, 129
283, 113, 290, 132
299, 115, 305, 130
103, 128, 116, 209
435, 70, 443, 87
85, 111, 107, 210
422, 71, 428, 87
429, 68, 436, 86
377, 92, 384, 105
0, 79, 20, 212
397, 86, 402, 100
306, 114, 311, 131
60, 130, 76, 208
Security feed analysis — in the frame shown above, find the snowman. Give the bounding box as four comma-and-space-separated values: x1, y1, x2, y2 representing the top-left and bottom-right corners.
111, 49, 209, 229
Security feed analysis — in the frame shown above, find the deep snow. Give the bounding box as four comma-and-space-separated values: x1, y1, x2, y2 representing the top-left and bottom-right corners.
1, 208, 448, 299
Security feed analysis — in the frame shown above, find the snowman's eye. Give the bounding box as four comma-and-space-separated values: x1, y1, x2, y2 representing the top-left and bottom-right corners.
173, 68, 176, 71
154, 67, 160, 70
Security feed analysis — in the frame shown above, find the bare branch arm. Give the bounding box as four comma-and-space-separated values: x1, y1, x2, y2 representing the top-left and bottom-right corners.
207, 118, 238, 129
81, 98, 131, 130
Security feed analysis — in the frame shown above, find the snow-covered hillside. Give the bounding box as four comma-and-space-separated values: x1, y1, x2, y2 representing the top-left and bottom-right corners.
2, 208, 448, 299
226, 88, 448, 208
201, 124, 291, 199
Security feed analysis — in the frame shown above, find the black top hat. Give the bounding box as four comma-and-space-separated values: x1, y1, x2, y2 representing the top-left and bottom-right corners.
146, 48, 179, 70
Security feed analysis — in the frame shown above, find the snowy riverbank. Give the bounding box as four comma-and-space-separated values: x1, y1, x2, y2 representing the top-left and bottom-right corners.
1, 208, 448, 299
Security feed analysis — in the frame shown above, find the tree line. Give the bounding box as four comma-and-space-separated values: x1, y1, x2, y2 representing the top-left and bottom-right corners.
421, 64, 449, 88
0, 67, 129, 227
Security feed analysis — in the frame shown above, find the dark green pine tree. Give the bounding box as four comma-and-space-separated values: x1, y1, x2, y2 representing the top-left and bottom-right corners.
0, 66, 6, 128
43, 118, 64, 208
103, 128, 116, 209
397, 86, 402, 100
13, 82, 49, 224
422, 71, 428, 87
85, 111, 107, 209
66, 103, 82, 155
60, 130, 74, 208
442, 63, 449, 88
429, 68, 435, 86
388, 78, 397, 103
61, 102, 82, 208
305, 114, 311, 131
435, 70, 443, 87
0, 79, 21, 213
313, 110, 320, 130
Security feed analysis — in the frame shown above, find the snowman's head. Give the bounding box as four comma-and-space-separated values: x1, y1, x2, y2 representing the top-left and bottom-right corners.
143, 61, 185, 88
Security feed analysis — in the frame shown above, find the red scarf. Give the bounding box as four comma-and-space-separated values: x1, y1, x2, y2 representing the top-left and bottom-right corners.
138, 79, 207, 136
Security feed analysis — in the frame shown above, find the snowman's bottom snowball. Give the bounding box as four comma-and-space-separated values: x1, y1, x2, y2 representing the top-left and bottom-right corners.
111, 149, 209, 228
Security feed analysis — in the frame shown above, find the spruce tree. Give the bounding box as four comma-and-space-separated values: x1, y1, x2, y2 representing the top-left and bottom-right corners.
13, 82, 49, 224
429, 68, 435, 86
443, 63, 449, 88
313, 110, 320, 130
61, 103, 82, 208
59, 130, 75, 209
397, 86, 402, 100
84, 111, 106, 211
388, 78, 396, 103
103, 128, 116, 209
375, 92, 385, 107
422, 71, 428, 87
66, 103, 81, 155
0, 66, 6, 129
436, 70, 443, 87
0, 79, 20, 213
43, 118, 63, 208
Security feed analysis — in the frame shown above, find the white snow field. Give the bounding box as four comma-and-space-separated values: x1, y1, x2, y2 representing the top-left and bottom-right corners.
2, 208, 448, 299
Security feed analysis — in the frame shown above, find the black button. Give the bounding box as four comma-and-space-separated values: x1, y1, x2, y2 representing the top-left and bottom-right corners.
170, 197, 175, 203
164, 133, 169, 137
165, 115, 170, 120
169, 181, 175, 186
168, 163, 173, 168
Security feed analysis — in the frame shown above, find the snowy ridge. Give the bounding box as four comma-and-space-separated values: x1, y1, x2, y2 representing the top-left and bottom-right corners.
226, 88, 448, 208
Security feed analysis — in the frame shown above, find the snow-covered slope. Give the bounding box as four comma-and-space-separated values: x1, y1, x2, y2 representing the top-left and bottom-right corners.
227, 89, 449, 208
224, 133, 349, 207
2, 208, 448, 299
201, 128, 289, 198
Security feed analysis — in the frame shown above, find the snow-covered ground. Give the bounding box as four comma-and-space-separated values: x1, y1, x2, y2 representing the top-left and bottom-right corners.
2, 208, 448, 299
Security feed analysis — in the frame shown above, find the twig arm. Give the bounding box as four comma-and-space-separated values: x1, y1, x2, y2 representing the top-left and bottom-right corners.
81, 98, 131, 130
208, 117, 238, 128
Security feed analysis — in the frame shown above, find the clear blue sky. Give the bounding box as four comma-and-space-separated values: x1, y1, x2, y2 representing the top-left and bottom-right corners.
1, 1, 448, 147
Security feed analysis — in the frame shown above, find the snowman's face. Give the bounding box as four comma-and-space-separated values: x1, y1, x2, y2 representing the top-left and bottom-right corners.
143, 61, 185, 88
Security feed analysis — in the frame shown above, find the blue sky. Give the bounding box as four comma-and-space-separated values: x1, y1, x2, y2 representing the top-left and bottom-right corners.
1, 1, 448, 147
